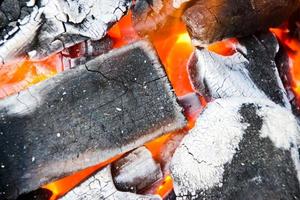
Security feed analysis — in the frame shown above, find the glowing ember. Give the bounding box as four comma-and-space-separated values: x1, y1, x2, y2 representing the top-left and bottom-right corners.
271, 26, 300, 105
0, 54, 63, 98
43, 155, 123, 199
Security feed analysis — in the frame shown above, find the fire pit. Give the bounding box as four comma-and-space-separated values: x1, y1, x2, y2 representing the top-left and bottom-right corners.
0, 0, 300, 200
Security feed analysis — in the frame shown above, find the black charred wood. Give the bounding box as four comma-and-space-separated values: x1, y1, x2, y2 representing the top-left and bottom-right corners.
183, 0, 300, 46
0, 40, 186, 199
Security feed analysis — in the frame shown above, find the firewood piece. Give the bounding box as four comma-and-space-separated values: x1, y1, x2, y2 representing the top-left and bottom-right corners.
170, 98, 300, 199
112, 146, 163, 193
0, 40, 186, 199
60, 165, 162, 200
183, 0, 300, 46
189, 32, 291, 108
0, 0, 131, 63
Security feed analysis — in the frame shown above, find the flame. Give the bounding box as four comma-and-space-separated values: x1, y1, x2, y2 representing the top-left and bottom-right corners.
271, 26, 300, 105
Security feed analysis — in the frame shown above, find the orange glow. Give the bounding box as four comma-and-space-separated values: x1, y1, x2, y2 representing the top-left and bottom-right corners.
208, 38, 238, 56
150, 22, 195, 97
43, 155, 123, 199
0, 54, 63, 98
108, 11, 140, 48
271, 26, 300, 104
156, 175, 174, 198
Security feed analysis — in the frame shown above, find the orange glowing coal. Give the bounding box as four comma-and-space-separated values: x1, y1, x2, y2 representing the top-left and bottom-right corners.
0, 54, 63, 98
271, 26, 300, 105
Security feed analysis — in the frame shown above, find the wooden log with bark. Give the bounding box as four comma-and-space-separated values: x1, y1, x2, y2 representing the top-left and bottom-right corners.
183, 0, 300, 46
0, 40, 186, 199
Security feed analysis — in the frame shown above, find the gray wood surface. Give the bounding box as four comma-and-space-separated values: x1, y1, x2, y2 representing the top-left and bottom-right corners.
0, 40, 186, 199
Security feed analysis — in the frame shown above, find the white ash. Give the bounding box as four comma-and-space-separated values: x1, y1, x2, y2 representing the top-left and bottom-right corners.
112, 146, 163, 192
189, 33, 291, 109
193, 49, 267, 100
0, 0, 131, 63
170, 97, 300, 197
60, 165, 162, 200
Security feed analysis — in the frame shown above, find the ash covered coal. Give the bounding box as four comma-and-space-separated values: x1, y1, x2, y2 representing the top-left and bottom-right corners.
0, 0, 131, 63
189, 32, 291, 108
171, 98, 300, 199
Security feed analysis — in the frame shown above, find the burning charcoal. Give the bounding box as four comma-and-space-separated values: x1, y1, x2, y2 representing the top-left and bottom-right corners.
189, 32, 291, 108
62, 36, 114, 69
170, 98, 300, 199
0, 0, 131, 63
0, 40, 186, 199
183, 0, 300, 46
60, 165, 162, 200
112, 146, 163, 193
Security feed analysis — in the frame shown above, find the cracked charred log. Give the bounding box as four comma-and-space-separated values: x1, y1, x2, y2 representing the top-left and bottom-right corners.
112, 146, 163, 193
183, 0, 300, 46
170, 98, 300, 199
0, 0, 131, 63
59, 165, 161, 200
188, 32, 291, 108
0, 40, 186, 199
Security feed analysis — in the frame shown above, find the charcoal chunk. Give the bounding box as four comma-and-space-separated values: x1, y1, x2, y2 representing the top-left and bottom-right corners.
183, 0, 300, 45
0, 40, 186, 199
170, 98, 300, 199
0, 0, 131, 63
112, 147, 163, 193
189, 32, 290, 108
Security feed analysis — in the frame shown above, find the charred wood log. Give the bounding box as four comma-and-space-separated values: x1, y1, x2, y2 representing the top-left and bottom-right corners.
183, 0, 300, 46
170, 98, 300, 199
112, 146, 163, 193
60, 165, 161, 200
188, 32, 291, 108
0, 40, 186, 199
0, 0, 131, 63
